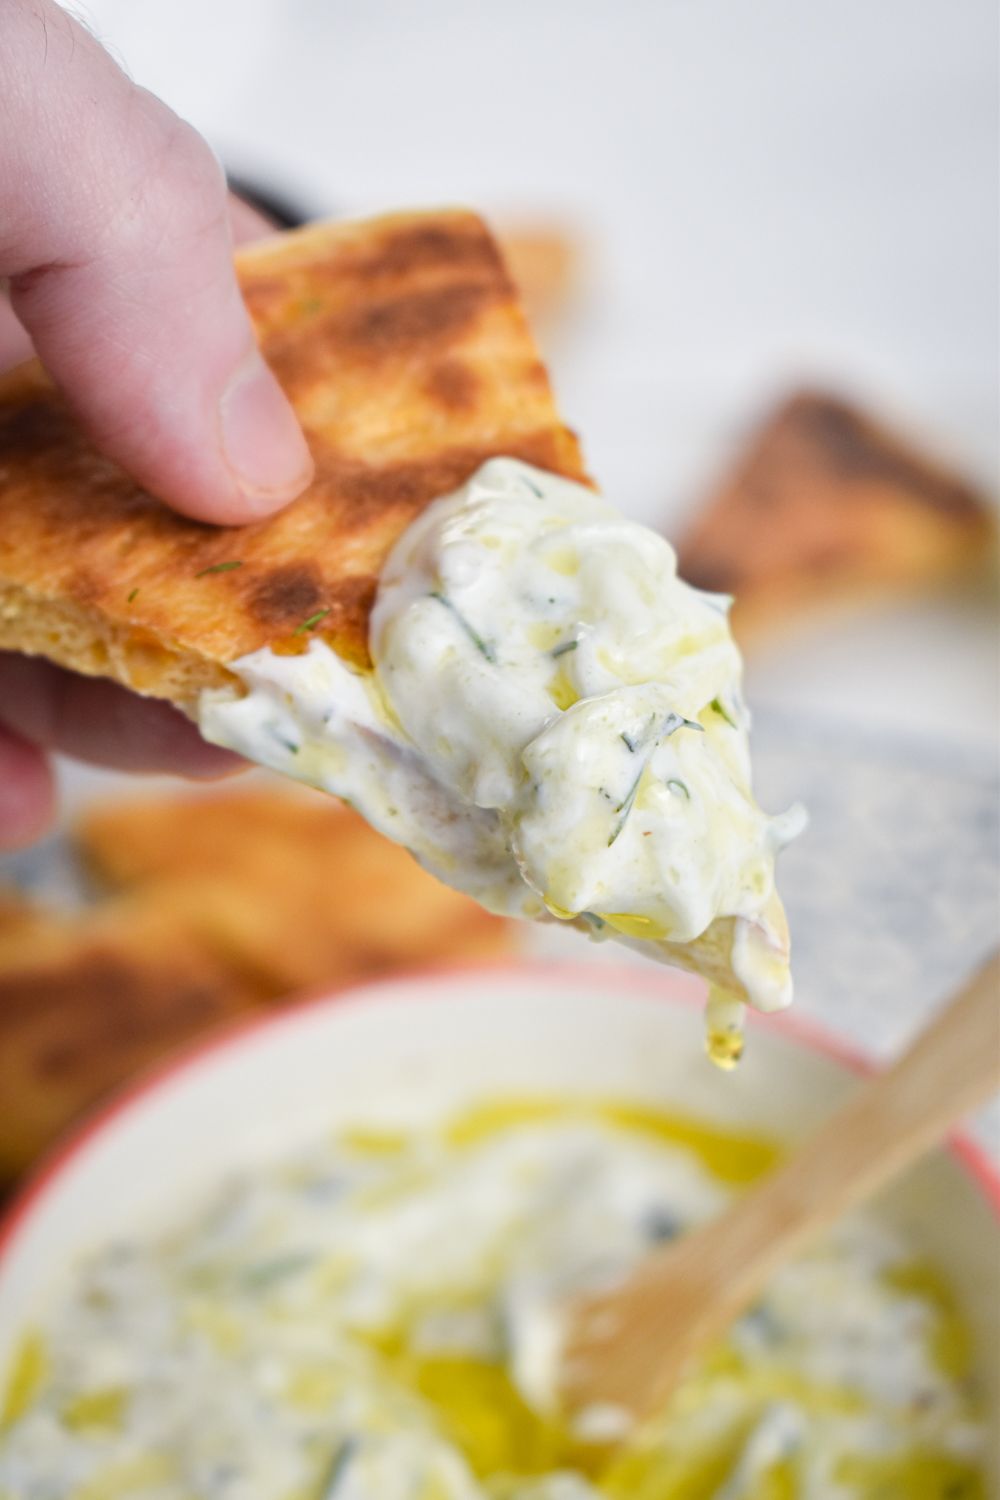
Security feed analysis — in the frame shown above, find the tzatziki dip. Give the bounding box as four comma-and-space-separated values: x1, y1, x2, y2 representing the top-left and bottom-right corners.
0, 1099, 984, 1499
199, 459, 804, 1063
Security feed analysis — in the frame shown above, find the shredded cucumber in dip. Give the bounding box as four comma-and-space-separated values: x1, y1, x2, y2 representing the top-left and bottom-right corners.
0, 1100, 985, 1499
199, 460, 805, 1057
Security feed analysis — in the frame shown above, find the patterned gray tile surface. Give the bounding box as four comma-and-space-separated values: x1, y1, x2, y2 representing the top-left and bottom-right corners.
751, 706, 999, 1151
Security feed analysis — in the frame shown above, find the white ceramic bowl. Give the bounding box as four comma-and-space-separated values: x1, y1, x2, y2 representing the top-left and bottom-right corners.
2, 961, 998, 1480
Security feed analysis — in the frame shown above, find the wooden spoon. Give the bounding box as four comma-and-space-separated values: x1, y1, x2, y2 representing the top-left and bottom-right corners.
559, 952, 1000, 1426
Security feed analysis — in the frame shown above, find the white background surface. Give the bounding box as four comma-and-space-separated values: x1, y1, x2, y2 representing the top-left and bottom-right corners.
74, 0, 999, 751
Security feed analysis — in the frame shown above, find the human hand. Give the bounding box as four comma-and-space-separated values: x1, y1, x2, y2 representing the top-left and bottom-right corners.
0, 0, 314, 847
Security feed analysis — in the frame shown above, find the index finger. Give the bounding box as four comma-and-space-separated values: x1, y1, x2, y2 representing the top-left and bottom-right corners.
0, 1, 313, 524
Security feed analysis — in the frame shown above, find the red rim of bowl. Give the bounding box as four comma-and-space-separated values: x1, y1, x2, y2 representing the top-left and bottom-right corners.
2, 957, 998, 1274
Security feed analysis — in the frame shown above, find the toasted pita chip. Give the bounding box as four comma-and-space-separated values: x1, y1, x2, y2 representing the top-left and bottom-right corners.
0, 785, 511, 1181
76, 785, 511, 997
0, 888, 46, 946
0, 906, 251, 1181
675, 391, 996, 642
0, 210, 586, 705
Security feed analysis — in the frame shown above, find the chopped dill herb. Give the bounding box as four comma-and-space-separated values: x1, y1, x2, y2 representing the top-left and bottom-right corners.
551, 639, 578, 658
622, 711, 700, 757
271, 729, 300, 755
611, 713, 701, 842
666, 778, 690, 798
126, 587, 139, 603
609, 766, 646, 846
521, 474, 543, 498
243, 1252, 314, 1289
643, 1206, 682, 1243
665, 711, 704, 735
294, 608, 331, 636
710, 696, 737, 727
581, 912, 606, 931
620, 713, 656, 755
195, 560, 243, 578
429, 591, 496, 663
318, 1437, 358, 1497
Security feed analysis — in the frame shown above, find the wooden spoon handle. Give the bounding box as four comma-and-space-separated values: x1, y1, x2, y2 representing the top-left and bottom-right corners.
563, 953, 1000, 1419
699, 951, 1000, 1299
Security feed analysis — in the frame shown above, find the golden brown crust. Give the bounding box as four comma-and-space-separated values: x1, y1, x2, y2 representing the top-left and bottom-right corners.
675, 391, 996, 642
0, 210, 587, 704
0, 888, 48, 951
0, 908, 252, 1181
0, 783, 512, 1182
76, 783, 511, 997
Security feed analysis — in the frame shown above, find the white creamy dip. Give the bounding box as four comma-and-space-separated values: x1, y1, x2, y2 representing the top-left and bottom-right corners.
0, 1101, 984, 1499
199, 460, 804, 1040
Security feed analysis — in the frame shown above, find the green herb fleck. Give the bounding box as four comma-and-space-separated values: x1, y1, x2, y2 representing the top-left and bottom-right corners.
611, 713, 701, 842
710, 696, 737, 728
667, 712, 704, 735
429, 591, 496, 663
609, 767, 646, 846
270, 727, 300, 755
294, 608, 331, 637
126, 587, 139, 603
551, 639, 578, 659
622, 711, 700, 757
243, 1252, 314, 1290
317, 1437, 358, 1498
521, 474, 543, 498
581, 912, 606, 931
666, 778, 690, 799
195, 560, 244, 578
620, 713, 657, 755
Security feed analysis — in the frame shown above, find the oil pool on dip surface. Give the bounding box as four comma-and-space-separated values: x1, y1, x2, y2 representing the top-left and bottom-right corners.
200, 459, 805, 1065
0, 1098, 985, 1498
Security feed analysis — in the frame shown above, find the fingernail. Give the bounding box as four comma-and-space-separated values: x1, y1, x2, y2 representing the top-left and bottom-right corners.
219, 351, 313, 507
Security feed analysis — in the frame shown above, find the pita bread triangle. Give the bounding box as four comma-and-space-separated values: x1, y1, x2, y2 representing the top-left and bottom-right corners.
676, 390, 994, 643
0, 209, 587, 706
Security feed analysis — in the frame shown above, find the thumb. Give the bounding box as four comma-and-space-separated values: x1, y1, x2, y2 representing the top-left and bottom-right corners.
0, 1, 313, 524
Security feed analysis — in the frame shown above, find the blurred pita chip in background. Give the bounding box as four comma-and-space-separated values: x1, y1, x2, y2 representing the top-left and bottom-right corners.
0, 785, 511, 1183
0, 905, 252, 1183
77, 787, 510, 997
674, 390, 996, 645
